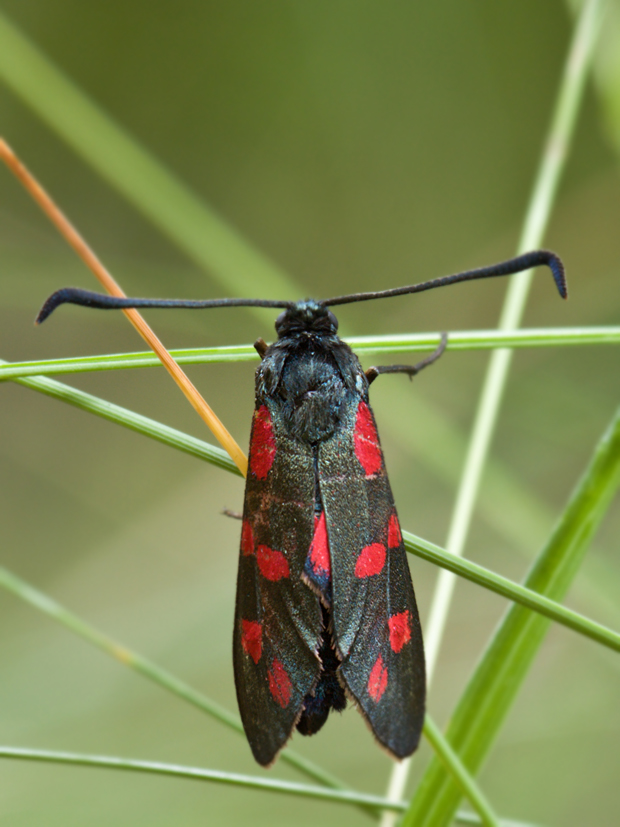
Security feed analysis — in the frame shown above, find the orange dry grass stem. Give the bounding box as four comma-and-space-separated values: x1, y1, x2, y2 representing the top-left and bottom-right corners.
0, 138, 248, 476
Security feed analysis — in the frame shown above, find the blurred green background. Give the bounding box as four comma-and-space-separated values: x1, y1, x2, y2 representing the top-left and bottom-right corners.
1, 1, 619, 825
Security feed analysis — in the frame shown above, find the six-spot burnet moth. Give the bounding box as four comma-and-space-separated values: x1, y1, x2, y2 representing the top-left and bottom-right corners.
37, 250, 567, 766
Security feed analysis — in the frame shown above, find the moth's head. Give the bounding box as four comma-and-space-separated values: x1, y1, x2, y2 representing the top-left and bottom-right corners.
275, 300, 338, 337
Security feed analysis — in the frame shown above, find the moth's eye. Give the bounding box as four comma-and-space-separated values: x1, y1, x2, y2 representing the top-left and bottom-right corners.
275, 310, 288, 331
327, 310, 338, 331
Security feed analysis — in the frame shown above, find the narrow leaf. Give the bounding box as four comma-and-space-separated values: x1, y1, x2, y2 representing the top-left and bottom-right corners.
4, 362, 241, 476
9, 361, 620, 653
403, 403, 620, 826
2, 326, 619, 381
0, 566, 345, 791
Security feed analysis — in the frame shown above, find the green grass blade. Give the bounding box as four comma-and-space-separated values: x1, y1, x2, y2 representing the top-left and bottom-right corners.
9, 360, 619, 653
384, 1, 606, 818
348, 327, 620, 353
0, 11, 296, 301
0, 746, 399, 811
375, 377, 620, 633
0, 746, 544, 825
420, 0, 605, 687
455, 816, 543, 827
0, 748, 541, 825
2, 326, 619, 381
403, 531, 620, 654
3, 361, 241, 476
5, 337, 619, 632
0, 565, 346, 791
403, 402, 620, 826
0, 746, 538, 824
1, 556, 541, 823
0, 556, 541, 818
0, 346, 259, 380
423, 716, 499, 827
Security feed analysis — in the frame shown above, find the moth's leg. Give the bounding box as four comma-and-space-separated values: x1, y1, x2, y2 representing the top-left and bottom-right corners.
365, 332, 447, 385
254, 337, 268, 358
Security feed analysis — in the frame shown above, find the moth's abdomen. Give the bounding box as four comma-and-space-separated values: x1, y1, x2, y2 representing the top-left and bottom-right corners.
296, 606, 347, 737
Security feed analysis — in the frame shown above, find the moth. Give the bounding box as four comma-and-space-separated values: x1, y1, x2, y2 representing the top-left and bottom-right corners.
37, 249, 566, 766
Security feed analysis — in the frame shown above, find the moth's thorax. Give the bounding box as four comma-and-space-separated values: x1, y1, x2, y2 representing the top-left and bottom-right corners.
256, 326, 368, 444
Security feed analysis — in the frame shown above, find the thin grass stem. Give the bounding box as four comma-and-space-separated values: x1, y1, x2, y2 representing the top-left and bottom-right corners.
0, 561, 526, 821
0, 746, 400, 811
1, 325, 619, 381
422, 718, 499, 827
8, 362, 619, 651
0, 139, 248, 475
403, 531, 620, 653
404, 400, 620, 825
381, 0, 606, 819
0, 566, 346, 791
0, 745, 545, 825
3, 360, 241, 475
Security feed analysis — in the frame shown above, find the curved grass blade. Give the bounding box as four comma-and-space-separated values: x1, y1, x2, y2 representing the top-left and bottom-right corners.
403, 402, 620, 826
0, 746, 399, 811
3, 360, 240, 476
0, 562, 510, 820
0, 746, 548, 825
1, 139, 248, 475
3, 373, 594, 820
403, 530, 620, 654
1, 325, 619, 381
423, 717, 499, 827
0, 746, 543, 825
384, 0, 607, 818
8, 361, 619, 653
0, 566, 344, 791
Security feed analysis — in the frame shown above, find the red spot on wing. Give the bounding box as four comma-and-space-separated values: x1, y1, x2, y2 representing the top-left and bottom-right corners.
309, 512, 331, 576
387, 513, 402, 548
354, 401, 382, 476
240, 619, 263, 663
388, 611, 412, 653
368, 654, 388, 702
268, 658, 292, 707
241, 520, 254, 556
354, 543, 386, 578
256, 545, 290, 581
249, 405, 277, 479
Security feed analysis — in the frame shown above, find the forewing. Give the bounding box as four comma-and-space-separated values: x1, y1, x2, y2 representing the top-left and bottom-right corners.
233, 403, 322, 766
318, 397, 425, 758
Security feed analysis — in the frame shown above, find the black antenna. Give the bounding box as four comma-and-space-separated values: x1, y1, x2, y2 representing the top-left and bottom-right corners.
35, 290, 293, 325
321, 250, 566, 307
35, 250, 566, 325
